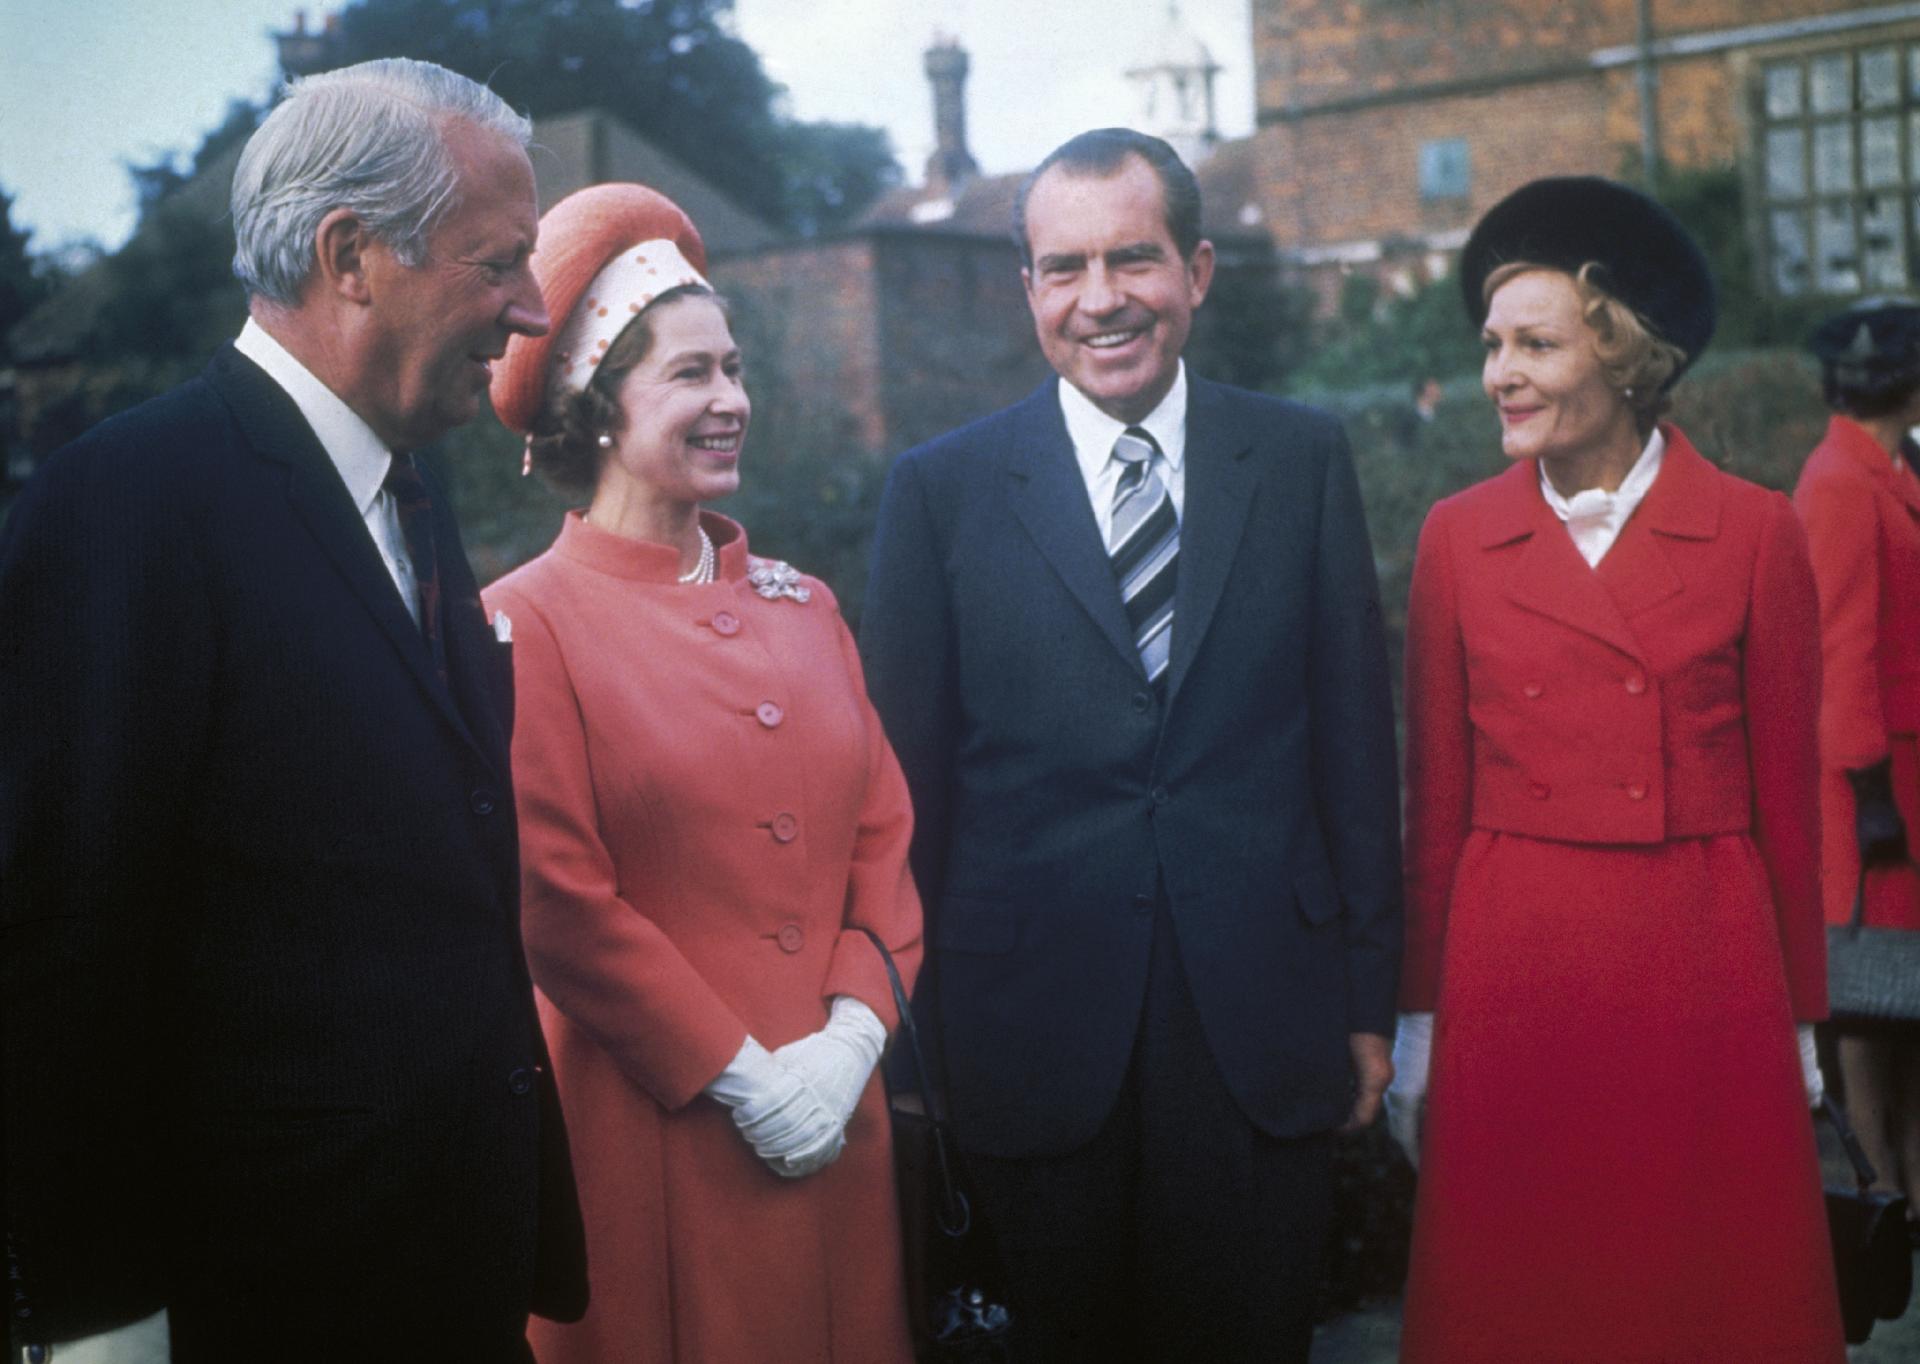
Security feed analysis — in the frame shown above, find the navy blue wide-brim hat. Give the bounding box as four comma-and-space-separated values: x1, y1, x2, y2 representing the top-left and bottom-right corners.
1460, 176, 1717, 385
1808, 296, 1920, 393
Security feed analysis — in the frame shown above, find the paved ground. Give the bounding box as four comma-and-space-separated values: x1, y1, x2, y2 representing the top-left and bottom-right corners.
1306, 1122, 1920, 1363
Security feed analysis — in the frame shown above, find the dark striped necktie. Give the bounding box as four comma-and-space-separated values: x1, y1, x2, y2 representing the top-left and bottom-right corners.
1107, 426, 1177, 686
382, 453, 446, 683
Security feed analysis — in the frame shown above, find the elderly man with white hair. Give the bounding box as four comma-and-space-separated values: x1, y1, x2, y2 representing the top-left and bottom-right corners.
1, 58, 585, 1362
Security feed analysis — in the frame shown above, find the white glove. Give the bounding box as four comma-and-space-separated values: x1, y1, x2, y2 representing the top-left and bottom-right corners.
36, 1309, 171, 1364
1386, 1012, 1433, 1170
773, 996, 886, 1129
1798, 1024, 1824, 1108
703, 1036, 845, 1177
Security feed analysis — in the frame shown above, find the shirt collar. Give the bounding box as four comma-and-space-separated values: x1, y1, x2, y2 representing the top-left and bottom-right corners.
1060, 361, 1188, 485
1539, 426, 1667, 524
235, 318, 395, 516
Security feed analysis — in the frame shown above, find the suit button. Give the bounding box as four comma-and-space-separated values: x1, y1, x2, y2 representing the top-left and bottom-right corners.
1132, 893, 1154, 915
771, 812, 800, 843
711, 611, 741, 636
508, 1067, 532, 1096
756, 701, 784, 728
1627, 782, 1648, 801
470, 788, 498, 816
1151, 785, 1170, 806
777, 923, 805, 953
1529, 782, 1550, 800
1522, 682, 1543, 699
1624, 674, 1647, 695
1132, 691, 1153, 714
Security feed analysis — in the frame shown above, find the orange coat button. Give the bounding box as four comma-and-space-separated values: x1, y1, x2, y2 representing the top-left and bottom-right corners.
1529, 782, 1550, 800
1627, 782, 1648, 801
776, 924, 804, 953
1624, 674, 1647, 695
1522, 682, 1543, 699
756, 701, 784, 728
712, 611, 741, 636
771, 812, 799, 842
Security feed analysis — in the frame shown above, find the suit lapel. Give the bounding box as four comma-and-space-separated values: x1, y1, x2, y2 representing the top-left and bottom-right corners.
203, 347, 485, 759
1478, 460, 1647, 663
1594, 430, 1720, 620
1001, 383, 1143, 672
1165, 377, 1257, 704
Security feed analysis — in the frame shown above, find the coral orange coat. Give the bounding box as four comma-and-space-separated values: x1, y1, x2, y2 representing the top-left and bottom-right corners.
484, 512, 922, 1364
1794, 414, 1920, 930
1398, 430, 1842, 1364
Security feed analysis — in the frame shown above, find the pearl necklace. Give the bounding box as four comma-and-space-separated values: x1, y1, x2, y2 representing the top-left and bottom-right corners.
678, 526, 716, 585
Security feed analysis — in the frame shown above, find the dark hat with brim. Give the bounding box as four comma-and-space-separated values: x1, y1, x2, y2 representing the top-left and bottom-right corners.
1809, 296, 1920, 396
1460, 176, 1716, 384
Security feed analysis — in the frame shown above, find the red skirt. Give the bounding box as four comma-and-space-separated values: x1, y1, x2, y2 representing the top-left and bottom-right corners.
1399, 831, 1844, 1364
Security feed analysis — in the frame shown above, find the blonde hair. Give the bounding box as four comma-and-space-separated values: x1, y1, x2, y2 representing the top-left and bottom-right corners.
1483, 261, 1687, 433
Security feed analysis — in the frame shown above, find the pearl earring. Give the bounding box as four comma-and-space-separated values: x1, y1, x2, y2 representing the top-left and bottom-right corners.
597, 433, 614, 449
1622, 386, 1636, 400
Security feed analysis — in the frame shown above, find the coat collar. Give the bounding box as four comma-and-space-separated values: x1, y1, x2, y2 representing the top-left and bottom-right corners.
203, 345, 492, 767
1820, 414, 1920, 518
1472, 424, 1722, 663
998, 374, 1258, 701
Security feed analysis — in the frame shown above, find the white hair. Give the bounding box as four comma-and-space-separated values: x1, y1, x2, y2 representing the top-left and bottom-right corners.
231, 58, 532, 306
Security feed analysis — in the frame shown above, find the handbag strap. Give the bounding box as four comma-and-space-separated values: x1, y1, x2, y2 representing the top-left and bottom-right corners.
1821, 1092, 1882, 1194
858, 927, 972, 1237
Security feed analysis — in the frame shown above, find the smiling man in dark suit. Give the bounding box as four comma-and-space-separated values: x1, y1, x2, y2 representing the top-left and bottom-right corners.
1, 58, 585, 1362
859, 128, 1403, 1363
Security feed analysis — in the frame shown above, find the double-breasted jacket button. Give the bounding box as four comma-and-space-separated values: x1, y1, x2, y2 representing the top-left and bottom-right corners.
711, 611, 741, 637
1626, 782, 1648, 801
1623, 673, 1647, 696
1131, 691, 1153, 715
771, 812, 800, 843
1132, 892, 1154, 915
1522, 682, 1543, 699
470, 788, 498, 816
508, 1067, 533, 1096
756, 701, 784, 728
1529, 782, 1551, 800
777, 923, 805, 953
1151, 785, 1171, 806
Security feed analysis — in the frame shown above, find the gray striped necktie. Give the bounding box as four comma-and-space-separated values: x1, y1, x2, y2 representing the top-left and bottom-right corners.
1107, 426, 1177, 686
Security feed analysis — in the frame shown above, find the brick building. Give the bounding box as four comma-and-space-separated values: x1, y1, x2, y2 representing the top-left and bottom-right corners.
1250, 0, 1920, 302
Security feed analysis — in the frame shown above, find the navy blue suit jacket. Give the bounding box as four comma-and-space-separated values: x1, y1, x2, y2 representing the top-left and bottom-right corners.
860, 374, 1402, 1159
0, 348, 586, 1345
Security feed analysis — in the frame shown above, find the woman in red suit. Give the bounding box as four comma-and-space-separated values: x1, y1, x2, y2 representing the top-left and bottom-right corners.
1795, 297, 1920, 1235
1388, 178, 1842, 1362
480, 183, 922, 1363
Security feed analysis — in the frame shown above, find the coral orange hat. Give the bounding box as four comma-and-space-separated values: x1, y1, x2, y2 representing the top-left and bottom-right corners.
490, 182, 708, 435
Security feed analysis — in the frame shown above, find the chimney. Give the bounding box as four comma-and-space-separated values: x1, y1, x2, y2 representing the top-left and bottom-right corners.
923, 36, 980, 195
275, 8, 343, 79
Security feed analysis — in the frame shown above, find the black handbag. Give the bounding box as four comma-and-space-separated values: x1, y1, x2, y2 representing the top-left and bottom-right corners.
860, 929, 1013, 1363
1827, 869, 1920, 1023
1820, 1093, 1913, 1345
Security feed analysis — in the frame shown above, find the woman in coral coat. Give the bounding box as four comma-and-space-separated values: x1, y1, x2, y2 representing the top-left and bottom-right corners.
1388, 178, 1842, 1363
481, 184, 921, 1363
1795, 297, 1920, 1236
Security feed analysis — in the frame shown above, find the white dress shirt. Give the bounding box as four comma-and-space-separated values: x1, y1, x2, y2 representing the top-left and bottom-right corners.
1538, 427, 1667, 568
1058, 361, 1189, 545
233, 319, 422, 627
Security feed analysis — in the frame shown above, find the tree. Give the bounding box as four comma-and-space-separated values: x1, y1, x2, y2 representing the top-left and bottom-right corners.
0, 187, 53, 363
325, 0, 898, 235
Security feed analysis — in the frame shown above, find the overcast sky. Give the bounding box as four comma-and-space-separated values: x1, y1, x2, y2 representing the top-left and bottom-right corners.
0, 0, 1253, 254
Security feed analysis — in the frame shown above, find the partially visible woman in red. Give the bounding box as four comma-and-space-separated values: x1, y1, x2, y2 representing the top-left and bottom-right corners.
1387, 177, 1841, 1363
480, 183, 921, 1363
1795, 297, 1920, 1235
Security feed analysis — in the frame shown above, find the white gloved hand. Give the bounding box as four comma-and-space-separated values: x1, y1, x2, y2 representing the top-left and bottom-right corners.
1386, 1012, 1434, 1170
773, 996, 886, 1129
1798, 1024, 1825, 1108
703, 1035, 845, 1177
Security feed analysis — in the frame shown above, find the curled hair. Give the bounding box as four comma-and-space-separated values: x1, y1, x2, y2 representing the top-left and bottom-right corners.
525, 286, 721, 496
1013, 128, 1202, 269
1484, 260, 1687, 433
232, 58, 531, 306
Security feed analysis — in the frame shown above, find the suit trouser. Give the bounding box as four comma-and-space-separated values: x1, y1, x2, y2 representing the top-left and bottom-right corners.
964, 897, 1334, 1364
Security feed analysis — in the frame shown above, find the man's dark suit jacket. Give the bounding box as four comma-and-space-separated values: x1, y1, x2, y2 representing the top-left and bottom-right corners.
0, 348, 586, 1347
860, 375, 1402, 1160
